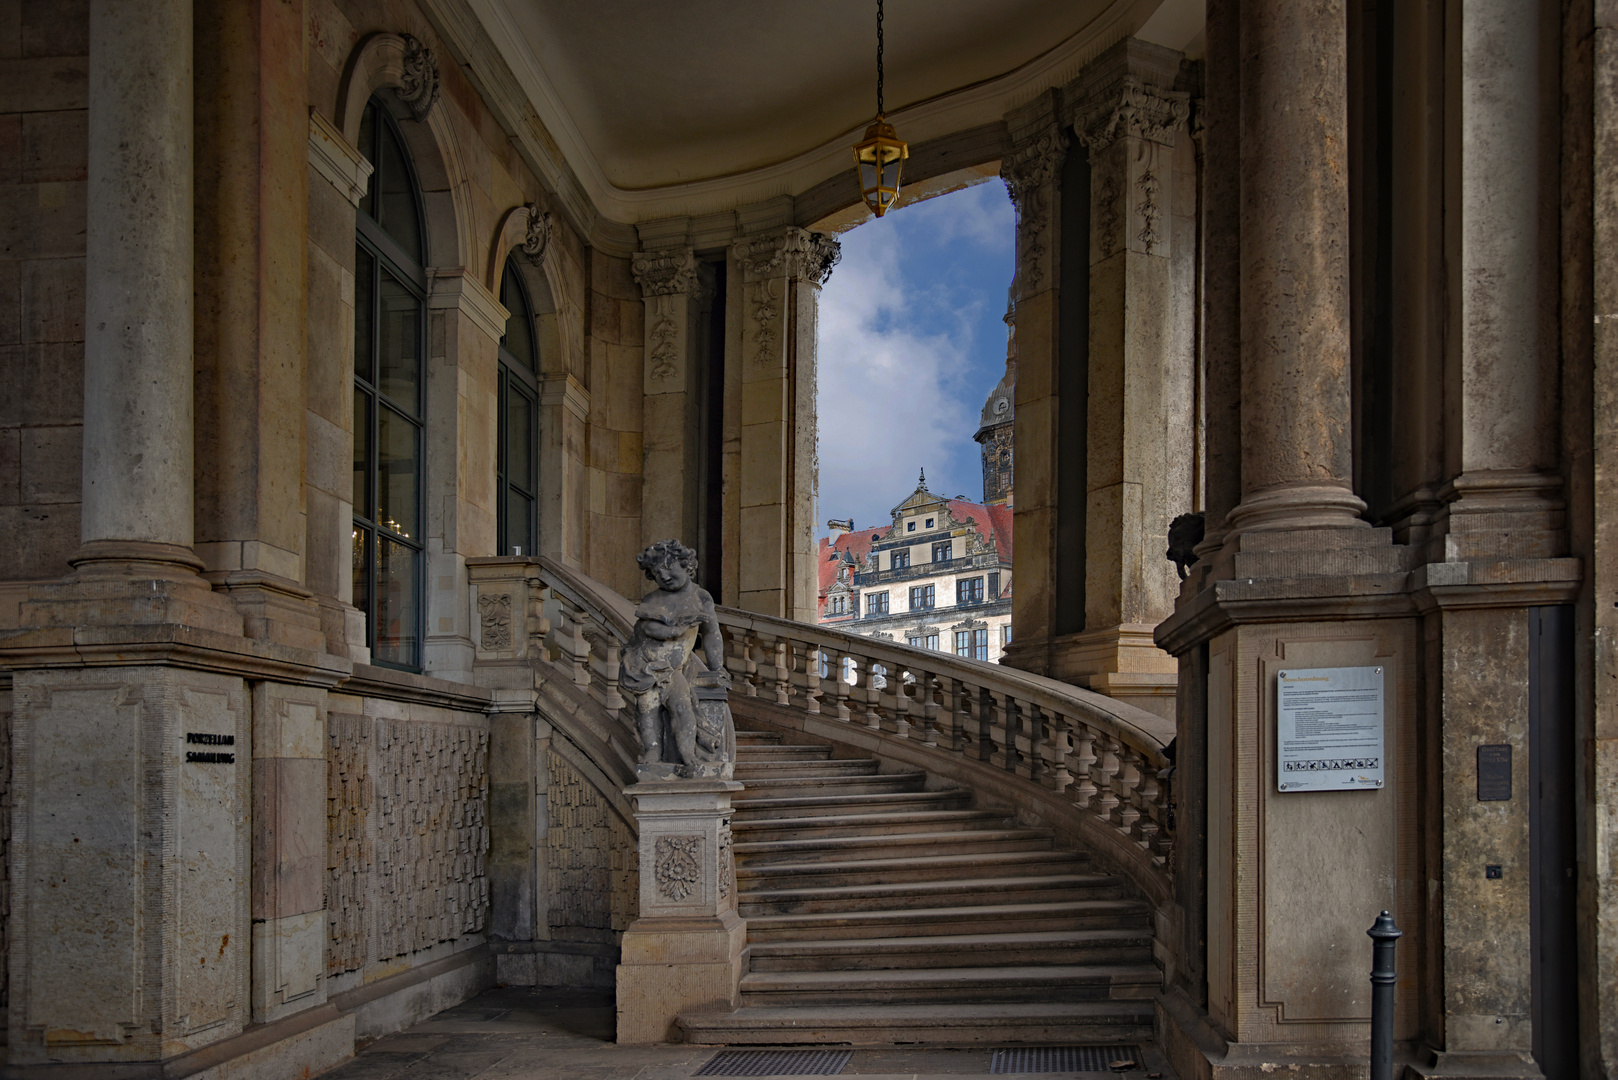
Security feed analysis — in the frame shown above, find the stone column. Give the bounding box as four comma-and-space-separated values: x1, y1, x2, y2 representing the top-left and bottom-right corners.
1225, 0, 1366, 536
730, 228, 839, 622
78, 0, 198, 572
1434, 0, 1561, 560
1063, 43, 1193, 718
633, 248, 711, 553
999, 104, 1067, 671
615, 780, 746, 1043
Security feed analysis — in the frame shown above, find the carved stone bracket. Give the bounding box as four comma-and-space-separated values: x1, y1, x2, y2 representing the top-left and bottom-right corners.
1074, 77, 1190, 152
398, 34, 441, 123
632, 248, 701, 298
732, 228, 841, 286
523, 204, 553, 264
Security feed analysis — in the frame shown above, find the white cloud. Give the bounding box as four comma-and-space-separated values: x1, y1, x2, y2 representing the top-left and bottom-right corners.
816, 223, 980, 535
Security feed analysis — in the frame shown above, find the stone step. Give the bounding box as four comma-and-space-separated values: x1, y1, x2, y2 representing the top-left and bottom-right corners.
677, 1000, 1156, 1046
734, 731, 783, 743
737, 849, 1091, 890
730, 771, 930, 798
734, 744, 832, 760
738, 963, 1161, 1006
739, 872, 1126, 916
743, 898, 1150, 941
747, 928, 1155, 972
732, 759, 879, 779
734, 827, 1054, 867
731, 808, 1012, 842
731, 789, 971, 820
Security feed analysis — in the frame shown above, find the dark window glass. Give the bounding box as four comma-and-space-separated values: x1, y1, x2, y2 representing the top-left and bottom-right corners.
932, 540, 952, 563
955, 630, 971, 657
906, 521, 916, 532
497, 257, 540, 556
974, 628, 989, 660
925, 633, 938, 651
988, 571, 1001, 599
354, 96, 427, 670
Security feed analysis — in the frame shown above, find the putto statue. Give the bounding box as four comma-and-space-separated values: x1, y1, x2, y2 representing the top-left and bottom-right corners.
620, 539, 735, 779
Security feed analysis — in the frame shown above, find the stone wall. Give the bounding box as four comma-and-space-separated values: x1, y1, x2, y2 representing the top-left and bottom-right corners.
325, 705, 490, 978
545, 747, 636, 940
0, 1, 87, 578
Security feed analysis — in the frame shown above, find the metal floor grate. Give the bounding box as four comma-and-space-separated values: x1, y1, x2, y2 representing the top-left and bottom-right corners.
694, 1048, 853, 1077
989, 1045, 1144, 1074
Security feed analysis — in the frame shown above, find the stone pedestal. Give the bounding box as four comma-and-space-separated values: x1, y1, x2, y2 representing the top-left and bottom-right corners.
615, 780, 746, 1044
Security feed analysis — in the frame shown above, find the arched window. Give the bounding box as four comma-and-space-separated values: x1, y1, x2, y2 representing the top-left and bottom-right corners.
497, 257, 539, 556
353, 97, 427, 670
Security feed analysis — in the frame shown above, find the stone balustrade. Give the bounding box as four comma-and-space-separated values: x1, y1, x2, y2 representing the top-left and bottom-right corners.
466, 556, 1176, 898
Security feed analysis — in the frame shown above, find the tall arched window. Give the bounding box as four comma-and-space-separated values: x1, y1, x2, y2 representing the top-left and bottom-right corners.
353, 97, 427, 670
497, 256, 538, 556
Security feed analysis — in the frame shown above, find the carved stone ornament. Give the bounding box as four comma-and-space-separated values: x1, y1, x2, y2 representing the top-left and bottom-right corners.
523, 204, 553, 264
1000, 130, 1066, 294
717, 832, 733, 900
1075, 77, 1191, 152
632, 248, 700, 298
398, 34, 441, 123
648, 315, 679, 382
1135, 169, 1163, 254
477, 592, 513, 651
621, 539, 736, 780
747, 279, 782, 367
733, 229, 841, 286
654, 835, 703, 901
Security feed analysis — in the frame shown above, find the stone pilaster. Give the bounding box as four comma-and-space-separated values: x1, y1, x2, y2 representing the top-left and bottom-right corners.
729, 228, 839, 622
999, 110, 1068, 672
1060, 45, 1194, 718
633, 248, 712, 554
615, 780, 746, 1044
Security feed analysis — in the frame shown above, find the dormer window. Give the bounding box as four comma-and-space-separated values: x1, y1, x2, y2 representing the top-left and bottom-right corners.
925, 518, 934, 528
906, 521, 916, 532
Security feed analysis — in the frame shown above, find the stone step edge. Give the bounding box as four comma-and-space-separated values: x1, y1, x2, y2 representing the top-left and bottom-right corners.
740, 962, 1162, 989
734, 827, 1053, 855
749, 927, 1154, 954
740, 869, 1113, 896
743, 897, 1149, 927
679, 999, 1155, 1028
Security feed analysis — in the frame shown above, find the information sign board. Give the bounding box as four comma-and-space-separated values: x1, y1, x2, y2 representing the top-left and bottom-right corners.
1276, 666, 1385, 792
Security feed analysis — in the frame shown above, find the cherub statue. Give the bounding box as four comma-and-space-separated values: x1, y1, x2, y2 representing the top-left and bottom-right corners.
619, 539, 735, 779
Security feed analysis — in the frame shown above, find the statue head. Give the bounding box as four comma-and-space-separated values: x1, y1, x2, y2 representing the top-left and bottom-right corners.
637, 538, 700, 592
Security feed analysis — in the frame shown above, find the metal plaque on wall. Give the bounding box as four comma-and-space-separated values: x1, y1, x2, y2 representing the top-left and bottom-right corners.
1276, 666, 1385, 792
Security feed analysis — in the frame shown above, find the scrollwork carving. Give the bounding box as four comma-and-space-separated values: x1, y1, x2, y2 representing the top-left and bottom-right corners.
477, 593, 512, 651
654, 835, 703, 901
733, 229, 841, 286
398, 34, 441, 123
1135, 169, 1162, 255
523, 204, 553, 264
1001, 130, 1067, 294
649, 316, 679, 382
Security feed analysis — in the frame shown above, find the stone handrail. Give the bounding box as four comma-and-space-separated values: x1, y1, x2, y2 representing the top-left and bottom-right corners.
716, 608, 1176, 888
464, 557, 1175, 892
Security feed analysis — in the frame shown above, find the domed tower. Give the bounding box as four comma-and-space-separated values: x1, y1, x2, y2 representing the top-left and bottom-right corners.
974, 286, 1016, 505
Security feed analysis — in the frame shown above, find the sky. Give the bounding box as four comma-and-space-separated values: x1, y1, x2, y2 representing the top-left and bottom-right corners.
816, 179, 1016, 539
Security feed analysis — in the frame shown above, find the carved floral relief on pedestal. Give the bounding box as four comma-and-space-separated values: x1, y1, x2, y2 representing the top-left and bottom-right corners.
654, 834, 703, 901
477, 592, 512, 651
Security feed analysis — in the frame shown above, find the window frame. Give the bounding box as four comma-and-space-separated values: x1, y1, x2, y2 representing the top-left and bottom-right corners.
352, 97, 429, 673
891, 549, 911, 570
932, 540, 952, 563
497, 255, 541, 557
908, 584, 935, 611
957, 576, 985, 605
867, 590, 889, 615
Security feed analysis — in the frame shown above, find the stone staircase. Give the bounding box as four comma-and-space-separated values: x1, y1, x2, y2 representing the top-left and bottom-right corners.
679, 727, 1160, 1046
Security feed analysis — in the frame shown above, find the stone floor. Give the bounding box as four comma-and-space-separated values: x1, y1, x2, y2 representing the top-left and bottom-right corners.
314, 987, 1177, 1080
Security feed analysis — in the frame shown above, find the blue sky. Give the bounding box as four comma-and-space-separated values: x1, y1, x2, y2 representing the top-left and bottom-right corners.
816, 180, 1016, 539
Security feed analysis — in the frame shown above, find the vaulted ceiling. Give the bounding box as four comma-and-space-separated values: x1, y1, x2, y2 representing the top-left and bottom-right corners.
466, 0, 1204, 221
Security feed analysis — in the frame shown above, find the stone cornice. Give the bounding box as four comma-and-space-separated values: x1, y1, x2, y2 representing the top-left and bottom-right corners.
307, 109, 374, 207
631, 248, 701, 298
732, 229, 841, 286
428, 269, 510, 343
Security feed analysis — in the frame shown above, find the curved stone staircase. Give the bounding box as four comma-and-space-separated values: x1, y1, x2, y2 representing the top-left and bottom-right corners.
679, 727, 1159, 1045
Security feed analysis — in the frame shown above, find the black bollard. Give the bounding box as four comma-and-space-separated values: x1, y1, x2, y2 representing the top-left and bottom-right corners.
1367, 910, 1402, 1080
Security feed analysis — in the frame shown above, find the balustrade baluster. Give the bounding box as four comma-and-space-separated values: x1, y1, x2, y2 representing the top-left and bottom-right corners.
769, 636, 791, 705
976, 686, 994, 764
800, 642, 824, 715
1113, 748, 1142, 838
602, 643, 624, 719
1094, 735, 1123, 829
833, 653, 853, 722
864, 658, 883, 729
1134, 762, 1161, 854
740, 632, 760, 697
1025, 701, 1046, 784
919, 673, 939, 747
994, 694, 1017, 773
1070, 729, 1101, 811
1047, 713, 1073, 793
892, 669, 913, 739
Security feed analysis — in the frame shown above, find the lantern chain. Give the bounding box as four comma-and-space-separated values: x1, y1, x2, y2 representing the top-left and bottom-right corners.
876, 0, 885, 118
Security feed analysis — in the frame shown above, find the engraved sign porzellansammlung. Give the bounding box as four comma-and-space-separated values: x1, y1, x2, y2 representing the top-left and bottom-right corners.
1276, 666, 1385, 792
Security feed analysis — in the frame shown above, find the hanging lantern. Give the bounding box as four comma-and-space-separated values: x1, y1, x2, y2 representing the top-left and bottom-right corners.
853, 0, 908, 217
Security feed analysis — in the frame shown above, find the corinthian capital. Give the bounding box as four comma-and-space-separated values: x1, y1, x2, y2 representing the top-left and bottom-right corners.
732, 228, 841, 286
1000, 128, 1068, 211
1074, 77, 1191, 152
632, 248, 701, 298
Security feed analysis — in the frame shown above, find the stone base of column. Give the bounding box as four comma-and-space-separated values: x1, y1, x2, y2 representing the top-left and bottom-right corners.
11, 540, 246, 640
1425, 469, 1566, 563
1042, 624, 1180, 721
615, 780, 745, 1044
207, 573, 329, 652
1404, 1050, 1544, 1080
